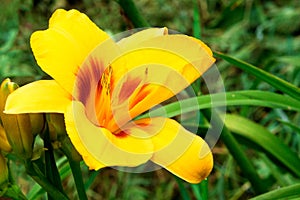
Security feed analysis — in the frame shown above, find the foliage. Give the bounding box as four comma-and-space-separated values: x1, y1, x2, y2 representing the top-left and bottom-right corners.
0, 0, 300, 199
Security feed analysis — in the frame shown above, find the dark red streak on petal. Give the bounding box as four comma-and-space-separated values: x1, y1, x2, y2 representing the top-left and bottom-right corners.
75, 56, 104, 105
118, 76, 142, 103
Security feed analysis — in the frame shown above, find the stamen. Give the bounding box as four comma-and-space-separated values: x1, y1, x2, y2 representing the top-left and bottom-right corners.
100, 65, 113, 95
96, 65, 113, 128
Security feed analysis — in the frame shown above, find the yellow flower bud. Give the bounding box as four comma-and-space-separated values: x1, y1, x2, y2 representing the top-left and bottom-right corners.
0, 78, 18, 112
47, 113, 66, 135
0, 153, 9, 187
0, 124, 11, 152
30, 113, 45, 136
47, 113, 82, 162
45, 113, 65, 149
46, 113, 66, 140
0, 79, 33, 159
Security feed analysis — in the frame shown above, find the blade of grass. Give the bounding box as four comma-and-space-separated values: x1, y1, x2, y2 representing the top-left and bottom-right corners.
278, 119, 300, 135
225, 114, 300, 177
213, 51, 300, 101
193, 0, 201, 39
191, 179, 209, 200
115, 0, 150, 27
84, 170, 99, 190
259, 153, 291, 187
136, 90, 300, 120
250, 183, 300, 200
202, 110, 268, 194
191, 184, 203, 200
175, 177, 191, 200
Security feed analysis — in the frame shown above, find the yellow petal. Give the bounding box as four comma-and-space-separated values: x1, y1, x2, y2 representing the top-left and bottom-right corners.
132, 117, 213, 183
64, 101, 153, 170
5, 80, 71, 114
111, 35, 215, 121
117, 27, 168, 52
31, 9, 110, 94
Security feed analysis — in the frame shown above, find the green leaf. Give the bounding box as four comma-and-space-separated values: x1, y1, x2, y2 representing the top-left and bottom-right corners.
202, 110, 268, 194
192, 0, 201, 39
136, 90, 300, 120
250, 183, 300, 200
27, 157, 69, 200
225, 114, 300, 177
213, 51, 300, 101
115, 0, 150, 27
277, 55, 300, 67
175, 177, 191, 200
191, 179, 208, 200
278, 120, 300, 135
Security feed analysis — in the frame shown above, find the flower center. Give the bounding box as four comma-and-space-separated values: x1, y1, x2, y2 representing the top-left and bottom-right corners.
95, 65, 117, 131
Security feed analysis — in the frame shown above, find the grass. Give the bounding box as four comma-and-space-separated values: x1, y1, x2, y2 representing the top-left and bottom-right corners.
1, 0, 300, 199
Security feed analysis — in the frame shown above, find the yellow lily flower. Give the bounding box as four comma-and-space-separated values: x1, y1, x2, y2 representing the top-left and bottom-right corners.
5, 9, 215, 183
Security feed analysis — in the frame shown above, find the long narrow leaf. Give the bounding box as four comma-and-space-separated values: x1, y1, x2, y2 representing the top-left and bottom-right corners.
175, 177, 191, 200
213, 51, 300, 101
203, 110, 268, 194
136, 90, 300, 120
225, 114, 300, 177
250, 183, 300, 200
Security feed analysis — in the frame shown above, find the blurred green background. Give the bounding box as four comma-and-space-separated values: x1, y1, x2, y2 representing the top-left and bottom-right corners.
1, 0, 300, 199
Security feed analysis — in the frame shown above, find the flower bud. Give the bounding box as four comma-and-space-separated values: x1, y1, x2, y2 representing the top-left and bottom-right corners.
0, 153, 9, 187
0, 78, 18, 112
0, 79, 33, 159
0, 124, 11, 152
46, 113, 67, 141
46, 113, 66, 149
30, 113, 45, 136
47, 113, 82, 161
46, 113, 66, 136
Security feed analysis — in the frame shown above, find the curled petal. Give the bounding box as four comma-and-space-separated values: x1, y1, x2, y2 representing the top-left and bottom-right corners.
123, 117, 213, 183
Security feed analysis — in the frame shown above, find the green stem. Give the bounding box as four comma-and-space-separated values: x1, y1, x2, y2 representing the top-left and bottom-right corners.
68, 160, 88, 200
199, 179, 208, 200
25, 161, 69, 200
202, 109, 267, 194
191, 183, 204, 200
61, 136, 88, 200
44, 125, 64, 199
116, 0, 150, 27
